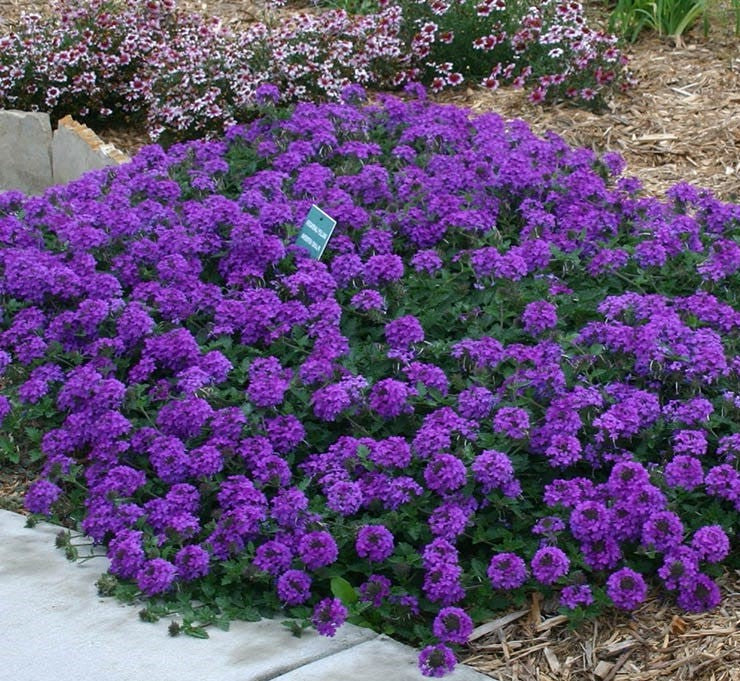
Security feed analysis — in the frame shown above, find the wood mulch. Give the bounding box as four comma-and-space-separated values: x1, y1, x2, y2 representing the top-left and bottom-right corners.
461, 581, 739, 681
0, 2, 738, 679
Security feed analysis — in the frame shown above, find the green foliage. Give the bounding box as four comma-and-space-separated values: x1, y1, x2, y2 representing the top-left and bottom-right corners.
311, 0, 381, 14
609, 0, 706, 41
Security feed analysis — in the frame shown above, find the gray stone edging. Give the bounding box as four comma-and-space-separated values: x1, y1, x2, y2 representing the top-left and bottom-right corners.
0, 110, 130, 195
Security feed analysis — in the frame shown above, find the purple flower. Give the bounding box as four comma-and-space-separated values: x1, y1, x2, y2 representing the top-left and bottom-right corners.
298, 531, 339, 570
418, 644, 456, 678
581, 537, 623, 571
676, 573, 721, 612
330, 253, 363, 287
569, 501, 612, 542
451, 336, 504, 370
487, 552, 528, 590
156, 396, 213, 440
641, 511, 684, 552
403, 362, 449, 396
276, 569, 312, 605
691, 525, 730, 563
136, 558, 177, 596
356, 524, 395, 562
0, 395, 11, 423
492, 406, 530, 439
390, 593, 420, 617
311, 383, 351, 421
359, 574, 392, 607
325, 480, 363, 516
350, 289, 385, 311
672, 429, 708, 457
340, 83, 367, 104
422, 537, 459, 569
607, 461, 651, 496
717, 433, 740, 461
263, 414, 305, 454
521, 300, 558, 336
559, 584, 594, 609
543, 477, 597, 508
423, 560, 465, 604
411, 249, 442, 274
385, 315, 424, 352
531, 546, 570, 585
249, 452, 292, 488
658, 546, 700, 590
424, 454, 467, 494
254, 540, 293, 576
432, 607, 474, 644
457, 385, 495, 420
471, 449, 517, 495
606, 568, 648, 610
368, 436, 412, 468
246, 356, 292, 408
108, 529, 145, 579
705, 464, 739, 503
311, 597, 347, 637
544, 434, 583, 468
363, 253, 404, 286
664, 455, 704, 490
254, 83, 280, 105
218, 475, 267, 512
532, 516, 566, 537
25, 479, 62, 514
174, 544, 210, 581
188, 444, 224, 477
428, 502, 472, 539
368, 378, 413, 419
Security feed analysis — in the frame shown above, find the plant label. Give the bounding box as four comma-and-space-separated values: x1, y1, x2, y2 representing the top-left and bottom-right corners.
296, 205, 336, 260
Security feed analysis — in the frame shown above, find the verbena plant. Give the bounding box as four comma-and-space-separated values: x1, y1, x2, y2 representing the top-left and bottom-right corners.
1, 88, 737, 677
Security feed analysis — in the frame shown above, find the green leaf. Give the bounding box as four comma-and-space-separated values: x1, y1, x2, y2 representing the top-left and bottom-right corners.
183, 625, 210, 639
214, 618, 231, 632
330, 576, 358, 605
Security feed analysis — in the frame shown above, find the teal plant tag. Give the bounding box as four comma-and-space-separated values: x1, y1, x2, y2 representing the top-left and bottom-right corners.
296, 205, 336, 260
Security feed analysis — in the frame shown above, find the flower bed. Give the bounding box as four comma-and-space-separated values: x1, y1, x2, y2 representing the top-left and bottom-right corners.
0, 0, 629, 143
1, 88, 738, 677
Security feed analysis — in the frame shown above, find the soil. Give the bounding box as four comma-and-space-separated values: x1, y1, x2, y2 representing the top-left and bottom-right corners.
0, 2, 738, 680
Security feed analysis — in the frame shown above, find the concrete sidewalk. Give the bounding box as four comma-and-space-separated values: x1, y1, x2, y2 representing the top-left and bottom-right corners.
0, 510, 491, 681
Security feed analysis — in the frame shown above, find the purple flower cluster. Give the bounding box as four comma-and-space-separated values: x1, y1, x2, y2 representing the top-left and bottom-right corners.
2, 92, 737, 679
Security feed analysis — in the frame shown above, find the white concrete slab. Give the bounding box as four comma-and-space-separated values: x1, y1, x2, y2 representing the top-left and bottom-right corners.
273, 635, 490, 681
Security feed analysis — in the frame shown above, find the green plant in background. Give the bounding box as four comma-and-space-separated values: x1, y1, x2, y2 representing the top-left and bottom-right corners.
608, 0, 655, 41
609, 0, 707, 41
310, 0, 380, 14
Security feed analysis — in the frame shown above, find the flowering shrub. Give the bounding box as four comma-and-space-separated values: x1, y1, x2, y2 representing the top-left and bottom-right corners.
0, 0, 175, 126
1, 89, 738, 677
387, 0, 630, 107
0, 0, 405, 140
0, 0, 627, 143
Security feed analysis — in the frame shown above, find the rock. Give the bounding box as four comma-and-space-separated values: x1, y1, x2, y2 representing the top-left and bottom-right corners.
52, 115, 130, 186
0, 109, 53, 195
